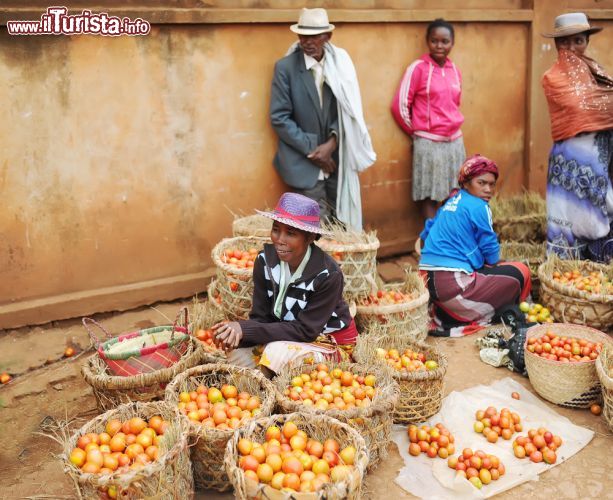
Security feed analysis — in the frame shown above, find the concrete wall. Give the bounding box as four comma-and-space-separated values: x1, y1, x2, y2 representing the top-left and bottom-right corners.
1, 0, 612, 328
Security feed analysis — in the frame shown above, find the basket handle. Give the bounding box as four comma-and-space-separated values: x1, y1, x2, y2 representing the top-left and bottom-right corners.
171, 307, 189, 339
82, 318, 113, 349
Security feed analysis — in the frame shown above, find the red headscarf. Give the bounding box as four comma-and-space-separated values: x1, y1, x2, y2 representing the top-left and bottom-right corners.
457, 154, 499, 187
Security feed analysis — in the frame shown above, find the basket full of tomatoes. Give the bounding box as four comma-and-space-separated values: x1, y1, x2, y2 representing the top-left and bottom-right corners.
524, 323, 611, 408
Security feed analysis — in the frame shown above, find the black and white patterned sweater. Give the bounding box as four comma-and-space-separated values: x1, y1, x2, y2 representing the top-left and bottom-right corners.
238, 243, 352, 347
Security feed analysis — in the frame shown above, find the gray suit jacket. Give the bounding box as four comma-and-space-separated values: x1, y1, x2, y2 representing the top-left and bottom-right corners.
270, 49, 339, 190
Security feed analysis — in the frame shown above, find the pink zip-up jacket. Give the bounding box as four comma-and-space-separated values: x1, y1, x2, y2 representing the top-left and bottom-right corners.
391, 54, 464, 142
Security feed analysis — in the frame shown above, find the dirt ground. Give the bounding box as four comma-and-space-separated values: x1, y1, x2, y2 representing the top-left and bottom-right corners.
1, 277, 612, 499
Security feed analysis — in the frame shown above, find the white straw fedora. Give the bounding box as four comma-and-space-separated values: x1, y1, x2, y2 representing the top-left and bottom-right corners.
542, 12, 602, 38
290, 8, 335, 36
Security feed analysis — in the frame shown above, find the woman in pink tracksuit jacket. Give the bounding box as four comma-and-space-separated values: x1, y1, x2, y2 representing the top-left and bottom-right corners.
391, 18, 465, 220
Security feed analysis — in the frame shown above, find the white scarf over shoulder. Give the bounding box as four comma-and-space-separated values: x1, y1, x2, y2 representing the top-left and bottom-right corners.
286, 42, 377, 230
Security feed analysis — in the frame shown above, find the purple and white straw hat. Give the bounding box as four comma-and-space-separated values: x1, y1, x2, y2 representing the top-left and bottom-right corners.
257, 193, 329, 235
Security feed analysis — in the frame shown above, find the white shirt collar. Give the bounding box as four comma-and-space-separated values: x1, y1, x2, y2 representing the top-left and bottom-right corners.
304, 53, 324, 71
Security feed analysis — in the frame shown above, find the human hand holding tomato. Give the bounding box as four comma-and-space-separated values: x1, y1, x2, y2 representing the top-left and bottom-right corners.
212, 321, 243, 351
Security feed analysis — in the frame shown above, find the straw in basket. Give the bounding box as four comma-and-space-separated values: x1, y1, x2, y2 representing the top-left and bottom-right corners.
190, 296, 226, 361
596, 345, 613, 431
524, 323, 611, 408
82, 336, 208, 412
83, 307, 191, 377
490, 192, 546, 243
537, 257, 613, 332
355, 269, 429, 341
211, 236, 269, 320
274, 360, 399, 470
353, 331, 447, 424
164, 364, 276, 492
224, 412, 369, 500
232, 213, 272, 239
58, 401, 193, 499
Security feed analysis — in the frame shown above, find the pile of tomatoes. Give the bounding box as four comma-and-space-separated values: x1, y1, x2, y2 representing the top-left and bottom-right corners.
447, 448, 506, 490
283, 364, 377, 411
194, 328, 220, 351
375, 347, 439, 373
237, 421, 357, 493
177, 384, 261, 429
407, 423, 455, 459
526, 332, 603, 362
221, 247, 259, 270
473, 406, 523, 443
360, 289, 419, 306
512, 427, 562, 464
552, 269, 612, 295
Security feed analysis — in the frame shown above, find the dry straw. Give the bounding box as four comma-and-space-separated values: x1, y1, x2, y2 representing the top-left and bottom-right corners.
224, 412, 369, 500
207, 279, 223, 312
316, 222, 380, 299
353, 331, 447, 424
189, 296, 226, 361
524, 323, 611, 408
164, 364, 276, 492
59, 401, 193, 499
596, 345, 613, 431
274, 360, 399, 469
538, 256, 612, 332
500, 241, 546, 299
211, 236, 268, 320
489, 191, 546, 243
232, 213, 272, 239
82, 337, 207, 412
355, 269, 429, 341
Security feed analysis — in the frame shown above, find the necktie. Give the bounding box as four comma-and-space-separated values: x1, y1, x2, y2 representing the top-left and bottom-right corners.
311, 63, 324, 107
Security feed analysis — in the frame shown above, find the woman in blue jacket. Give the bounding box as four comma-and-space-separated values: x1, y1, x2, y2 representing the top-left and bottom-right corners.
419, 154, 531, 336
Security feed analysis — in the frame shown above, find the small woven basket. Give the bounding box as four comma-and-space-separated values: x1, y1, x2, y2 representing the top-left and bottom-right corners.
274, 361, 399, 470
224, 412, 369, 500
164, 364, 276, 492
232, 214, 272, 239
500, 241, 546, 300
353, 334, 447, 424
61, 401, 193, 499
524, 323, 611, 408
355, 271, 429, 341
538, 257, 612, 332
316, 227, 380, 300
596, 346, 613, 431
207, 279, 223, 311
490, 192, 546, 243
211, 236, 268, 320
83, 308, 191, 377
82, 337, 208, 412
189, 296, 226, 361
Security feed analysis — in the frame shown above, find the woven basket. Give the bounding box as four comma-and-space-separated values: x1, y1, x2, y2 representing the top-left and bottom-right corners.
211, 236, 268, 320
355, 271, 429, 341
164, 364, 276, 492
224, 412, 368, 500
316, 229, 379, 300
232, 214, 272, 239
524, 323, 611, 408
274, 361, 399, 470
538, 258, 613, 332
500, 241, 546, 300
61, 401, 193, 499
353, 334, 447, 424
490, 192, 546, 243
82, 337, 208, 412
596, 346, 613, 431
189, 297, 226, 361
207, 279, 223, 311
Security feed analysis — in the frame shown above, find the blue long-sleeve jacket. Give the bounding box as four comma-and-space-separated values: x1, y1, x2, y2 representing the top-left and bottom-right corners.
419, 190, 500, 273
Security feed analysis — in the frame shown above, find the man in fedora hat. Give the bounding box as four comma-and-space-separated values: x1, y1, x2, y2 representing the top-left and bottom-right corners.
269, 7, 376, 230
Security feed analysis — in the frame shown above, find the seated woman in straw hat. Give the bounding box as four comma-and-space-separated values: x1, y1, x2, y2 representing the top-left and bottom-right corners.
212, 192, 357, 375
418, 155, 532, 337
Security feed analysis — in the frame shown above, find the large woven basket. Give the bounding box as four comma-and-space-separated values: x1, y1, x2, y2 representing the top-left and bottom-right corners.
232, 214, 272, 239
596, 346, 613, 431
355, 271, 429, 341
82, 337, 207, 412
524, 323, 611, 408
61, 401, 193, 499
316, 229, 379, 300
353, 334, 447, 424
274, 361, 399, 470
500, 241, 546, 300
224, 412, 368, 500
211, 236, 268, 320
538, 258, 612, 332
490, 192, 546, 243
165, 364, 276, 492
